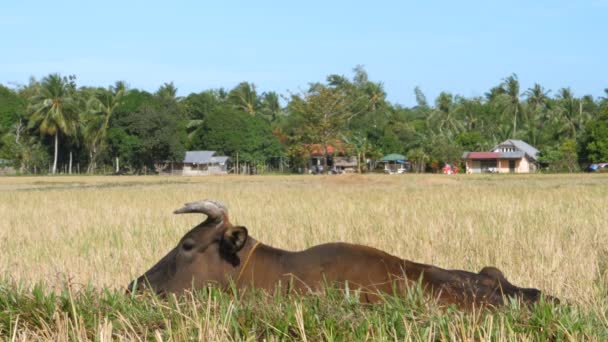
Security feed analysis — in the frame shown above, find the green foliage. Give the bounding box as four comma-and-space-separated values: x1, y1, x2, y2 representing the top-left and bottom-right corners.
228, 82, 259, 115
0, 86, 25, 135
539, 139, 579, 172
82, 84, 127, 173
183, 90, 223, 121
106, 127, 140, 169
407, 148, 429, 173
583, 107, 608, 162
0, 133, 50, 173
27, 74, 79, 174
493, 74, 522, 137
455, 131, 485, 151
427, 92, 463, 136
428, 137, 463, 166
28, 74, 78, 137
377, 129, 404, 155
114, 102, 186, 171
259, 91, 282, 122
112, 89, 154, 123
0, 281, 605, 340
190, 106, 283, 164
0, 69, 606, 174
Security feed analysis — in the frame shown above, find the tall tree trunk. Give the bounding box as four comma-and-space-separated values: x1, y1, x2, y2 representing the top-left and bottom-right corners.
513, 106, 518, 137
52, 132, 59, 174
69, 151, 73, 174
322, 144, 329, 174
15, 119, 22, 145
88, 146, 98, 174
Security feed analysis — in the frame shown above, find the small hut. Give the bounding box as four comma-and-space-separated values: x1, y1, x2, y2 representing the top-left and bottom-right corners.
380, 154, 408, 174
158, 151, 230, 176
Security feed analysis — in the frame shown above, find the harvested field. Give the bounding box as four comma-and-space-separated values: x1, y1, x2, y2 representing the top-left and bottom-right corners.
0, 174, 607, 339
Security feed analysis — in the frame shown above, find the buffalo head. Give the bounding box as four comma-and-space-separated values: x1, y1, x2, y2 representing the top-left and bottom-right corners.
127, 200, 249, 295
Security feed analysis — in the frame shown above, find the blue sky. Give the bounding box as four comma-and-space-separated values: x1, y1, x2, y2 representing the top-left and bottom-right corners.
1, 0, 606, 106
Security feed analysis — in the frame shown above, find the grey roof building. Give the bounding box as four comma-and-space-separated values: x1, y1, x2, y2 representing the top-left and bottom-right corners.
462, 139, 539, 174
181, 151, 230, 175
492, 139, 539, 161
184, 151, 217, 164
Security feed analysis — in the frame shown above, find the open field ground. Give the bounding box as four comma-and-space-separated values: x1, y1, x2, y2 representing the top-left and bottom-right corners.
1, 174, 607, 340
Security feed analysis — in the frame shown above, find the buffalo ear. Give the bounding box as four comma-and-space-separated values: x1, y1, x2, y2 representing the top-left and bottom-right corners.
221, 226, 248, 254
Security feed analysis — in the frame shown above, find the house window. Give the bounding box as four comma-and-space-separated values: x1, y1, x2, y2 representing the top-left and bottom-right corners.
480, 160, 497, 173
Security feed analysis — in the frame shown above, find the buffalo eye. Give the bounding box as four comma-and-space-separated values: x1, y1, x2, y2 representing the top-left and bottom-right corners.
181, 239, 195, 252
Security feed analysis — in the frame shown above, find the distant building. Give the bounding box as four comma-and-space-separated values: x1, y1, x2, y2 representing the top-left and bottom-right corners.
158, 151, 230, 176
379, 153, 409, 174
306, 143, 357, 173
462, 140, 539, 174
0, 159, 16, 175
182, 151, 230, 175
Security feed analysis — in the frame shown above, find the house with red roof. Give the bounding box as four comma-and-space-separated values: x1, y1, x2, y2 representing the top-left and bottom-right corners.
462, 140, 539, 174
306, 143, 357, 174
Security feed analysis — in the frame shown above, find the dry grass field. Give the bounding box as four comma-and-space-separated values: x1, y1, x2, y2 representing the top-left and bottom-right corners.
1, 173, 607, 339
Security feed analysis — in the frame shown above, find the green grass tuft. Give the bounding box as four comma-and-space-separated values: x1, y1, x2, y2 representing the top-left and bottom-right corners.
0, 281, 606, 340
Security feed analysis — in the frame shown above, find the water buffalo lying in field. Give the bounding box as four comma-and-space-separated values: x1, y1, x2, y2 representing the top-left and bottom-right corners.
128, 200, 552, 308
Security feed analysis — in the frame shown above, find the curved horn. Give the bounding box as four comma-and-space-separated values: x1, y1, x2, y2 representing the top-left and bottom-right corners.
173, 200, 227, 221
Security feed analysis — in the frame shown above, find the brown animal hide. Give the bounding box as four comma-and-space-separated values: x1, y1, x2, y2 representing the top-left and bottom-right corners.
128, 200, 555, 308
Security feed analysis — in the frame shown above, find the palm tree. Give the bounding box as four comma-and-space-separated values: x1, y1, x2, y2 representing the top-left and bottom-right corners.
496, 74, 522, 137
229, 82, 258, 115
554, 88, 586, 139
259, 91, 281, 122
492, 121, 514, 142
83, 82, 127, 173
427, 92, 463, 136
363, 81, 385, 113
414, 86, 429, 109
155, 82, 179, 102
601, 89, 608, 108
28, 74, 78, 174
524, 83, 549, 109
341, 132, 373, 173
407, 147, 429, 173
454, 96, 484, 131
523, 84, 550, 145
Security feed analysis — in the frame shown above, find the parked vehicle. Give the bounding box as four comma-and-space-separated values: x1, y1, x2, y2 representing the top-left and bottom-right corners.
585, 163, 608, 172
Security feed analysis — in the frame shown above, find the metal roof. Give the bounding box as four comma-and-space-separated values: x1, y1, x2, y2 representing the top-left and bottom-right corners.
184, 151, 216, 164
499, 151, 525, 159
184, 151, 230, 164
210, 156, 229, 164
306, 143, 348, 155
465, 152, 500, 159
494, 140, 539, 161
381, 153, 407, 161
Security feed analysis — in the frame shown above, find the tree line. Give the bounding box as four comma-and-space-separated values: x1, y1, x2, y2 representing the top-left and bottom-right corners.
1, 67, 607, 174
